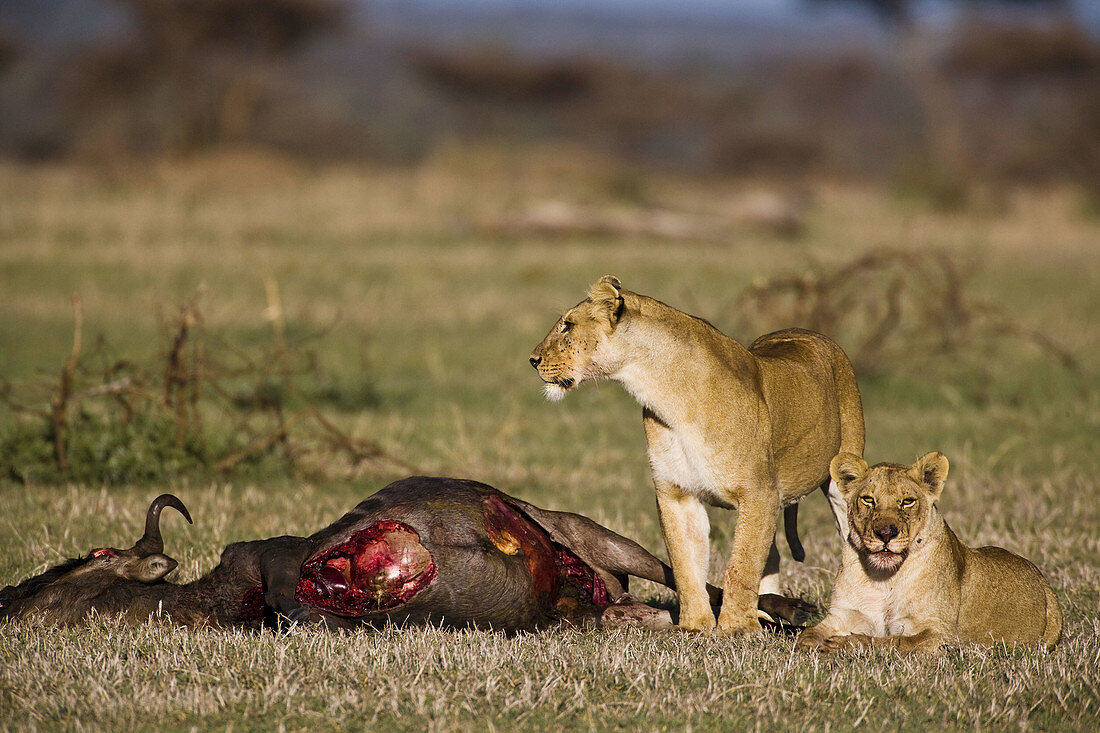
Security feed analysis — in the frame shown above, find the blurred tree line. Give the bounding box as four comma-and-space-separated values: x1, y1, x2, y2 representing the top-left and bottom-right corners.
0, 0, 1096, 190
0, 0, 347, 156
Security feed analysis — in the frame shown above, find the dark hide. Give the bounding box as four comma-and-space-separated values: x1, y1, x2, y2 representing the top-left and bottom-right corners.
267, 477, 813, 632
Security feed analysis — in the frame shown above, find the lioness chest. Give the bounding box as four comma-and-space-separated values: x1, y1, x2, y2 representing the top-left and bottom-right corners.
833, 552, 949, 636
645, 424, 740, 508
836, 581, 921, 636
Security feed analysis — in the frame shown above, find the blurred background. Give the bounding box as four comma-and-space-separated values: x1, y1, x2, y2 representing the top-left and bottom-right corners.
1, 0, 1097, 190
0, 1, 1096, 491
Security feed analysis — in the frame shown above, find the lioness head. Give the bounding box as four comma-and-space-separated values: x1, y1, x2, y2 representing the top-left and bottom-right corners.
529, 275, 624, 401
830, 451, 949, 574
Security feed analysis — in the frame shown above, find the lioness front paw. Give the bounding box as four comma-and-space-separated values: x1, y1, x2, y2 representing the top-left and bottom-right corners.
818, 633, 874, 654
716, 610, 764, 636
676, 609, 717, 632
796, 630, 826, 650
818, 635, 853, 654
847, 633, 874, 647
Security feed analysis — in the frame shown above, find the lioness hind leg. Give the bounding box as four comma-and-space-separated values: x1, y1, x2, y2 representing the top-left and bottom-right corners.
783, 503, 805, 562
760, 506, 806, 609
758, 537, 781, 597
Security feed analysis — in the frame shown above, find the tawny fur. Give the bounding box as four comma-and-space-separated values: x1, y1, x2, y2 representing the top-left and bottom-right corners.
530, 275, 865, 633
798, 452, 1062, 653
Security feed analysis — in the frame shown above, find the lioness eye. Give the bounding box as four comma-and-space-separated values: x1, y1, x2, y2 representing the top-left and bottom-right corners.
900, 498, 916, 508
859, 496, 874, 507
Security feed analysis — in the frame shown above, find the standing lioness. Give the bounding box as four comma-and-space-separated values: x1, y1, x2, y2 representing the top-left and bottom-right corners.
529, 275, 865, 633
799, 452, 1062, 653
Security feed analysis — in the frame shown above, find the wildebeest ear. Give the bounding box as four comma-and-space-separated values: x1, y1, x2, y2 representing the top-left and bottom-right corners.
909, 451, 949, 500
130, 554, 178, 583
587, 275, 624, 324
830, 452, 868, 494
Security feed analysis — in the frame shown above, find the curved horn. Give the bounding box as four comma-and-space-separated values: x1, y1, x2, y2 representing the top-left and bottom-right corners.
131, 494, 193, 556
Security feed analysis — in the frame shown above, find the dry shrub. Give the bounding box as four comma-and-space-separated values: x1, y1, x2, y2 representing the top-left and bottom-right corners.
731, 248, 1077, 377
409, 46, 592, 104
709, 125, 823, 177
396, 18, 1100, 185
942, 21, 1100, 80
4, 4, 1098, 187
56, 0, 349, 156
0, 27, 22, 74
127, 0, 346, 53
939, 21, 1100, 185
0, 290, 407, 486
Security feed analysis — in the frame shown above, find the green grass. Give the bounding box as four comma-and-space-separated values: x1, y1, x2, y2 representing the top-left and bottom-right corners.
1, 149, 1098, 730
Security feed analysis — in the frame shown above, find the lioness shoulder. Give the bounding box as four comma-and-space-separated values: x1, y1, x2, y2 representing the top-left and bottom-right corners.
798, 451, 1062, 653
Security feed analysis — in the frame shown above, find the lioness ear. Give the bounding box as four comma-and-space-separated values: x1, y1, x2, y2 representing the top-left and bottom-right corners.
587, 275, 624, 325
830, 452, 868, 495
909, 451, 949, 500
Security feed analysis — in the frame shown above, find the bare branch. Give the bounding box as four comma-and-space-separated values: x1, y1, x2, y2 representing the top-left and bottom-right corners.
49, 297, 83, 473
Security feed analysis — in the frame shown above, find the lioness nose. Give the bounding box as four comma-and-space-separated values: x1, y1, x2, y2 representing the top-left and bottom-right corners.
874, 524, 899, 542
529, 356, 541, 369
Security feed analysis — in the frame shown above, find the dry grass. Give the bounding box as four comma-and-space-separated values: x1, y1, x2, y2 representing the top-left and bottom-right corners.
3, 616, 1097, 731
0, 147, 1098, 730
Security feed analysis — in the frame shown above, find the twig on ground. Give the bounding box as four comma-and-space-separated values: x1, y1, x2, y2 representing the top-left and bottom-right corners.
49, 297, 83, 473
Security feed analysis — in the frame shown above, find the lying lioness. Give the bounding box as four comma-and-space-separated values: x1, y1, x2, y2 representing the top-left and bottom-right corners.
799, 451, 1062, 653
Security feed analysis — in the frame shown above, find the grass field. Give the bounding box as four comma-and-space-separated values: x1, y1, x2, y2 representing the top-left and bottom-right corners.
1, 147, 1098, 730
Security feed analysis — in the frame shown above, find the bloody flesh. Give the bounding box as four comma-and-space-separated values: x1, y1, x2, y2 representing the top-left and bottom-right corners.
483, 495, 608, 610
238, 586, 266, 621
482, 495, 563, 607
556, 547, 608, 607
295, 520, 436, 617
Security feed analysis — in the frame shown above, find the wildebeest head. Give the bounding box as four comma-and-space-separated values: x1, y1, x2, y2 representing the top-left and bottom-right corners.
0, 494, 192, 623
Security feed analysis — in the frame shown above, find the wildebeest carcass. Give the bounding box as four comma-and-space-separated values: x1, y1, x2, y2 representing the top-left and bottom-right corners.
1, 477, 812, 632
